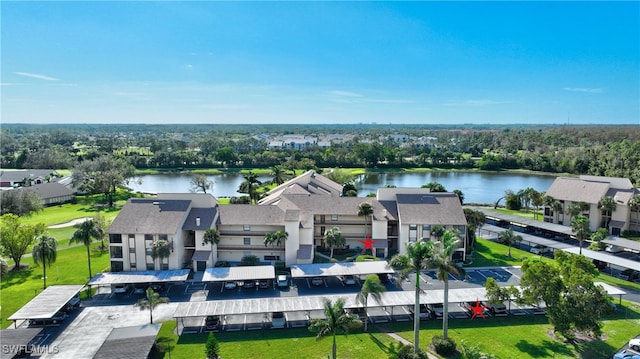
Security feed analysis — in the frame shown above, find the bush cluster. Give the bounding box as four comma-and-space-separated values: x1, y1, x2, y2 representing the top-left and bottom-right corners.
432, 335, 457, 356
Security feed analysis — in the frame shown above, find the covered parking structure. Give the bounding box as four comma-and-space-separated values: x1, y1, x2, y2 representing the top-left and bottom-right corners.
202, 265, 276, 289
479, 208, 575, 237
481, 224, 575, 252
88, 269, 191, 286
92, 324, 161, 359
563, 248, 640, 274
7, 285, 84, 328
0, 328, 43, 359
290, 261, 395, 279
601, 237, 640, 253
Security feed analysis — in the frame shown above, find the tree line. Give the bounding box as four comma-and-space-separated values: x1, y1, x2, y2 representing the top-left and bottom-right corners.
2, 124, 640, 185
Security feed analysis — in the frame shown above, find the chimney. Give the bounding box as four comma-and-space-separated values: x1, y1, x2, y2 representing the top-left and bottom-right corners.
382, 209, 388, 218
196, 217, 201, 226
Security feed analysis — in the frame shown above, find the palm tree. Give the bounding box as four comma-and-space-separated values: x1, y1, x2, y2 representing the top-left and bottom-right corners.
598, 196, 617, 228
453, 189, 464, 205
427, 230, 464, 340
202, 228, 220, 266
571, 215, 591, 255
308, 297, 362, 359
323, 226, 345, 259
431, 225, 445, 240
355, 274, 386, 332
93, 213, 111, 252
530, 190, 544, 220
71, 219, 102, 279
421, 181, 446, 192
239, 171, 262, 204
264, 230, 288, 247
271, 165, 286, 185
151, 239, 171, 270
463, 208, 485, 250
32, 234, 57, 289
357, 202, 374, 248
136, 287, 170, 324
390, 240, 434, 353
498, 228, 523, 257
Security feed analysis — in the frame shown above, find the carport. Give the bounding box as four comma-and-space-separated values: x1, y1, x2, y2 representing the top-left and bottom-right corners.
92, 324, 161, 359
87, 269, 191, 289
290, 261, 395, 279
202, 265, 275, 290
480, 209, 575, 236
563, 247, 640, 274
481, 224, 575, 252
601, 237, 640, 253
0, 328, 43, 359
7, 285, 84, 328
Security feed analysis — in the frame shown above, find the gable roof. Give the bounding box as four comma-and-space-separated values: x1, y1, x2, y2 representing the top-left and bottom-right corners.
109, 198, 191, 234
278, 194, 386, 228
182, 207, 217, 230
546, 177, 611, 204
396, 193, 466, 225
0, 169, 57, 183
259, 170, 342, 205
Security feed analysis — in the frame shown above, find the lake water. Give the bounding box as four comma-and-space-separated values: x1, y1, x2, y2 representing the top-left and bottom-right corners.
127, 171, 556, 205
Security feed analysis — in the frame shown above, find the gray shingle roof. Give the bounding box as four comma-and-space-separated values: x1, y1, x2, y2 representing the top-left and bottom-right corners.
93, 324, 161, 359
396, 193, 466, 225
546, 177, 611, 204
20, 182, 74, 199
0, 169, 57, 183
108, 198, 191, 234
217, 205, 285, 225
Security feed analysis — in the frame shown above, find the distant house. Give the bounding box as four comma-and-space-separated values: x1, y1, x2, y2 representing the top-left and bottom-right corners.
0, 169, 58, 188
544, 175, 639, 235
108, 171, 468, 273
21, 182, 75, 205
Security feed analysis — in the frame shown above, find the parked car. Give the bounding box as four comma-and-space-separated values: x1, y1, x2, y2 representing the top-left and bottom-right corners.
428, 303, 444, 318
408, 304, 432, 320
258, 280, 270, 289
133, 284, 147, 294
63, 295, 81, 313
377, 273, 390, 283
29, 311, 67, 326
488, 302, 508, 316
205, 315, 220, 331
112, 284, 130, 294
620, 269, 640, 282
630, 338, 640, 351
530, 245, 550, 255
271, 312, 286, 328
243, 280, 255, 289
613, 349, 640, 359
311, 277, 324, 286
341, 275, 357, 285
277, 275, 289, 288
224, 281, 237, 290
150, 283, 166, 292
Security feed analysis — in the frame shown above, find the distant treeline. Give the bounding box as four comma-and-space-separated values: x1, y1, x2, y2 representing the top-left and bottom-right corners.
2, 124, 639, 185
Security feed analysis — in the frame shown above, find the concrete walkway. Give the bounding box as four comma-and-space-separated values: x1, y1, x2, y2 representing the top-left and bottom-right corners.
47, 217, 93, 229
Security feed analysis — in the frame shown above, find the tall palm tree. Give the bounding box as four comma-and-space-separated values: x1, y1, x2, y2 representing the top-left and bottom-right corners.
498, 228, 523, 257
264, 230, 288, 247
357, 202, 374, 247
323, 226, 345, 259
571, 215, 591, 255
202, 228, 220, 266
136, 287, 170, 324
32, 234, 57, 289
151, 239, 171, 270
598, 196, 617, 228
71, 219, 102, 279
427, 230, 464, 340
355, 274, 386, 332
463, 208, 485, 250
93, 213, 111, 252
390, 240, 434, 353
452, 189, 464, 205
530, 190, 544, 220
308, 297, 362, 359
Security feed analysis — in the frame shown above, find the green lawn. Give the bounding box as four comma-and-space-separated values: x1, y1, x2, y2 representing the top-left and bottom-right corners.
0, 245, 110, 328
154, 321, 402, 359
469, 238, 554, 267
489, 207, 542, 221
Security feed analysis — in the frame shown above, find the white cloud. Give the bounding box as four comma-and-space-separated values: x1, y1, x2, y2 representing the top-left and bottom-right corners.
14, 72, 59, 81
563, 87, 603, 93
328, 90, 363, 98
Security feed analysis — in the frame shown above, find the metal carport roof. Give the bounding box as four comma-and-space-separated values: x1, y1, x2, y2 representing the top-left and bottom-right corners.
562, 248, 640, 271
8, 285, 84, 321
481, 224, 575, 250
290, 261, 395, 278
601, 237, 640, 252
202, 265, 275, 282
93, 324, 161, 359
478, 208, 574, 236
87, 269, 191, 286
0, 328, 43, 359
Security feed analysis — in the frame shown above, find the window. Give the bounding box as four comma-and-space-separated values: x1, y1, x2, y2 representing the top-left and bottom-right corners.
130, 262, 136, 269
111, 261, 124, 272
320, 226, 326, 236
145, 248, 153, 255
146, 263, 155, 270
331, 215, 338, 221
243, 238, 251, 245
243, 225, 251, 231
422, 224, 430, 238
144, 234, 154, 241
109, 234, 122, 244
264, 255, 280, 261
409, 224, 417, 242
129, 247, 136, 253
110, 246, 123, 259
159, 234, 168, 241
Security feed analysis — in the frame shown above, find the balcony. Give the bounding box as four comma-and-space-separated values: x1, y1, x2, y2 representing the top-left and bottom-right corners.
217, 244, 285, 251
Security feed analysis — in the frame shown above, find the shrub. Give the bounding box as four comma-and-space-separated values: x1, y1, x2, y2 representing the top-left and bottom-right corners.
432, 335, 457, 356
459, 340, 496, 359
390, 342, 429, 359
205, 332, 220, 359
355, 254, 379, 262
239, 254, 260, 266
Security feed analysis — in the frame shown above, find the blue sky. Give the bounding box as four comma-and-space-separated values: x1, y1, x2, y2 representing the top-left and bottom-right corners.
2, 1, 639, 125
